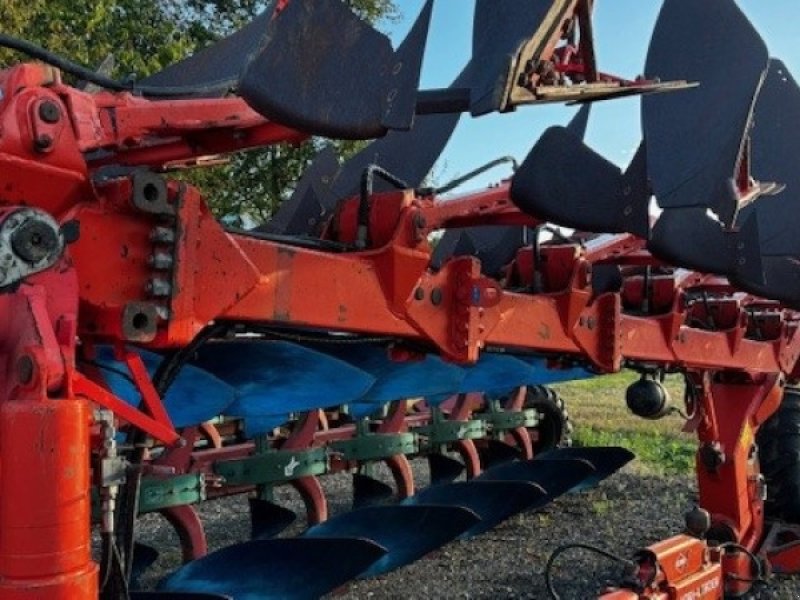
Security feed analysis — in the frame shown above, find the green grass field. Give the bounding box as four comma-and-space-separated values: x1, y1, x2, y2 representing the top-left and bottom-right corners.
551, 372, 697, 476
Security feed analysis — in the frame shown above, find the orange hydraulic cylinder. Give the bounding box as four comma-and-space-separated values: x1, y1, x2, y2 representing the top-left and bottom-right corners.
0, 396, 98, 599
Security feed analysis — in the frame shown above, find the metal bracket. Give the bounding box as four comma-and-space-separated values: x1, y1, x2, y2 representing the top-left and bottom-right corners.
214, 447, 328, 486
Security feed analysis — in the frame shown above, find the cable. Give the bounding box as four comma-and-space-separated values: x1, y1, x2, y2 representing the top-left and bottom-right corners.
718, 542, 767, 585
419, 156, 519, 196
0, 34, 232, 98
544, 543, 637, 600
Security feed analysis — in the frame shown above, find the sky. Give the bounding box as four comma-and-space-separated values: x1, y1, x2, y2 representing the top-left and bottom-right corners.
384, 1, 800, 191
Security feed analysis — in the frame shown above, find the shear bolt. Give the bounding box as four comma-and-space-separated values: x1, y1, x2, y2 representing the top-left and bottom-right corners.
146, 278, 172, 297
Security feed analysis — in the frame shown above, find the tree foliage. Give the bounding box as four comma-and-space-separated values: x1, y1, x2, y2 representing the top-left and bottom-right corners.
0, 0, 398, 225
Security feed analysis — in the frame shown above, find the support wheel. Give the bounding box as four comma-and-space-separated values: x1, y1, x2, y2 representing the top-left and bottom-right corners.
757, 387, 800, 522
525, 385, 572, 454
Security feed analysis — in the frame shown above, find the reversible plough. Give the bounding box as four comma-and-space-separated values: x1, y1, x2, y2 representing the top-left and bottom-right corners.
3, 0, 800, 598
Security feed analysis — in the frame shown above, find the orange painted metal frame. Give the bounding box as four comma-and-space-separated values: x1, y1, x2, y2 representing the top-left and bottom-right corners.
1, 59, 800, 599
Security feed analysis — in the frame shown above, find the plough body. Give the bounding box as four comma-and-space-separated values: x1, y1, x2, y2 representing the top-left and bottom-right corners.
2, 1, 800, 599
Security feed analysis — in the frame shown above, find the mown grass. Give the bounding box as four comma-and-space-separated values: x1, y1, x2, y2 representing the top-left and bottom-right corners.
551, 372, 697, 476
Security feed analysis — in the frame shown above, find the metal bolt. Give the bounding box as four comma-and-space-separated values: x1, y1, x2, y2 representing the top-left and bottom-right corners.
414, 287, 425, 301
34, 134, 53, 152
430, 288, 443, 306
150, 227, 175, 244
145, 278, 172, 298
148, 252, 174, 270
38, 101, 61, 124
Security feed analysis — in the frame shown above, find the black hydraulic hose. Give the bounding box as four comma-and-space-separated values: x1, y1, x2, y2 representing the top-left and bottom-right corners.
544, 543, 639, 600
0, 34, 232, 97
151, 321, 230, 395
420, 156, 518, 196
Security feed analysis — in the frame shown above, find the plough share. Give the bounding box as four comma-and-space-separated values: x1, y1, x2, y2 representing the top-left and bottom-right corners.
2, 0, 800, 598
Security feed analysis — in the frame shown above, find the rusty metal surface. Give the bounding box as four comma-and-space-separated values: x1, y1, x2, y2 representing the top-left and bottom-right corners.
239, 0, 432, 139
